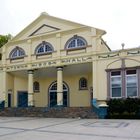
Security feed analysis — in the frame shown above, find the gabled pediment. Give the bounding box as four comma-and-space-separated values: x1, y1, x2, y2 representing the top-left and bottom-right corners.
29, 24, 60, 36
11, 12, 86, 41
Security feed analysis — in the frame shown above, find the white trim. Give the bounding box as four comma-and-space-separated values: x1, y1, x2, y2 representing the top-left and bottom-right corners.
125, 70, 138, 98
110, 72, 122, 98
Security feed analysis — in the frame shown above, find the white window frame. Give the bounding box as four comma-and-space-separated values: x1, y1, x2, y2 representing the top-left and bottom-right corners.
66, 36, 87, 50
10, 47, 25, 59
36, 41, 53, 55
110, 72, 122, 98
125, 70, 138, 98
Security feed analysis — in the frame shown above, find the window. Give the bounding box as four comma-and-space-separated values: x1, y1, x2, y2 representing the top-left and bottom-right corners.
35, 41, 54, 55
109, 69, 139, 98
79, 78, 88, 90
10, 47, 25, 59
66, 35, 87, 49
111, 71, 122, 98
33, 81, 40, 92
126, 70, 137, 97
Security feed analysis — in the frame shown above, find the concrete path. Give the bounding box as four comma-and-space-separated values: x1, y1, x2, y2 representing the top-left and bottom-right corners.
0, 117, 139, 140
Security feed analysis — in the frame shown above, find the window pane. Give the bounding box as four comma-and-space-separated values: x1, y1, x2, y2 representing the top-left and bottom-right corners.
127, 87, 137, 97
126, 76, 137, 87
111, 77, 121, 87
79, 78, 87, 89
112, 88, 121, 97
38, 46, 44, 53
12, 50, 18, 57
68, 40, 76, 48
126, 70, 136, 75
19, 49, 24, 56
111, 73, 121, 98
77, 38, 85, 47
45, 45, 52, 52
126, 73, 137, 97
111, 71, 121, 76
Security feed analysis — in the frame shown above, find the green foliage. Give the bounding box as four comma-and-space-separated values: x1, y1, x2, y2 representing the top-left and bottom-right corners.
107, 98, 140, 119
0, 34, 12, 48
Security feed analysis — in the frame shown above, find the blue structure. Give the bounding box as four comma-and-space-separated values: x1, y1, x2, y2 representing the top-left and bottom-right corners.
92, 99, 108, 119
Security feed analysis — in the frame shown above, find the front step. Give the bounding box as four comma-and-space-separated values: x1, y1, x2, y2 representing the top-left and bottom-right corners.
0, 107, 98, 119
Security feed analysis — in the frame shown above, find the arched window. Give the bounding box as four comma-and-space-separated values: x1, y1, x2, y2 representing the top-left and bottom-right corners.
33, 81, 40, 92
79, 77, 88, 90
65, 35, 87, 50
9, 47, 25, 59
35, 41, 54, 55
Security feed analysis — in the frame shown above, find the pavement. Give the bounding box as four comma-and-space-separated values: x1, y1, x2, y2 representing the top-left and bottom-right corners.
0, 117, 139, 140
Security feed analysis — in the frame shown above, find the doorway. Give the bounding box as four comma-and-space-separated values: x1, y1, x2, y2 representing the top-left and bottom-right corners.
17, 91, 28, 107
49, 82, 69, 107
8, 94, 12, 107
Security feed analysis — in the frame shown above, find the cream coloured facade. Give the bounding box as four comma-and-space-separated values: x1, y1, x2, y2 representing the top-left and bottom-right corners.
0, 12, 140, 108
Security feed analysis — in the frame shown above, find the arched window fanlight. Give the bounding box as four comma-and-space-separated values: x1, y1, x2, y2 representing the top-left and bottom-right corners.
35, 41, 54, 55
79, 77, 88, 90
9, 47, 25, 59
33, 81, 40, 92
65, 35, 87, 50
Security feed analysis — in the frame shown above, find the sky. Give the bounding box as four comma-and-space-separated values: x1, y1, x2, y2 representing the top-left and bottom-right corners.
0, 0, 140, 50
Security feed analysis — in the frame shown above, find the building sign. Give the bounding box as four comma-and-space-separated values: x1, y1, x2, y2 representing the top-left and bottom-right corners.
61, 56, 92, 64
6, 64, 28, 71
6, 56, 92, 71
32, 61, 57, 69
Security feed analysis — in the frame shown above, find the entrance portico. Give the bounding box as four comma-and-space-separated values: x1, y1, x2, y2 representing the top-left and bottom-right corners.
4, 62, 93, 108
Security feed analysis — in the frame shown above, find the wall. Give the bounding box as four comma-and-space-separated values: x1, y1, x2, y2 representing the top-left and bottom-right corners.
13, 76, 28, 107
95, 50, 140, 103
9, 71, 92, 107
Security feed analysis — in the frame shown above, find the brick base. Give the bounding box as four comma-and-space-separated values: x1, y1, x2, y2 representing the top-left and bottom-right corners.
0, 107, 98, 118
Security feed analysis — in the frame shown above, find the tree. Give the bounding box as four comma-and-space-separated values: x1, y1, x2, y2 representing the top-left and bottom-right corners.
0, 34, 12, 48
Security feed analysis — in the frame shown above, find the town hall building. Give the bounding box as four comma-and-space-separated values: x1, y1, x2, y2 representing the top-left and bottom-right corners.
0, 12, 140, 111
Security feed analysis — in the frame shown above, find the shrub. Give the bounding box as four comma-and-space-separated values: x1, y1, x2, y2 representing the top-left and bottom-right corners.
107, 98, 140, 119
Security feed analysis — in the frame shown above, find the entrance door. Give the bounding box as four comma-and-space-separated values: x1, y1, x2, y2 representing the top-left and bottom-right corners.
18, 91, 28, 107
49, 82, 69, 107
50, 92, 57, 107
8, 94, 11, 107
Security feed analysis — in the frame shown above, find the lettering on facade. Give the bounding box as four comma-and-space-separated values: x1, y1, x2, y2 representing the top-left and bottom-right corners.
32, 61, 57, 68
61, 56, 92, 64
6, 64, 28, 71
5, 56, 92, 71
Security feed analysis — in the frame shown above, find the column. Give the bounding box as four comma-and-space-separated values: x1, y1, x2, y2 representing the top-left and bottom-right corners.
137, 68, 140, 97
106, 71, 111, 100
92, 60, 98, 105
121, 59, 126, 98
121, 69, 126, 98
57, 67, 63, 106
2, 70, 7, 107
28, 70, 34, 107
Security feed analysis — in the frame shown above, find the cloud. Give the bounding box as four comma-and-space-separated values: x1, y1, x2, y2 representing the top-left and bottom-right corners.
1, 0, 140, 50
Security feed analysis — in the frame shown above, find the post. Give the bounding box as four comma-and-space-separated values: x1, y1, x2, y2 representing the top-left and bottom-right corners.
92, 61, 98, 105
28, 70, 34, 107
2, 70, 7, 107
57, 67, 63, 106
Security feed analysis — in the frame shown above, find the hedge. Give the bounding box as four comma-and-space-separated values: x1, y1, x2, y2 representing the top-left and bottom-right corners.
107, 98, 140, 119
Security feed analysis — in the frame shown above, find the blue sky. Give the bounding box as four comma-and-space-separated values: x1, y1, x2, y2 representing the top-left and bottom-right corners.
0, 0, 140, 50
